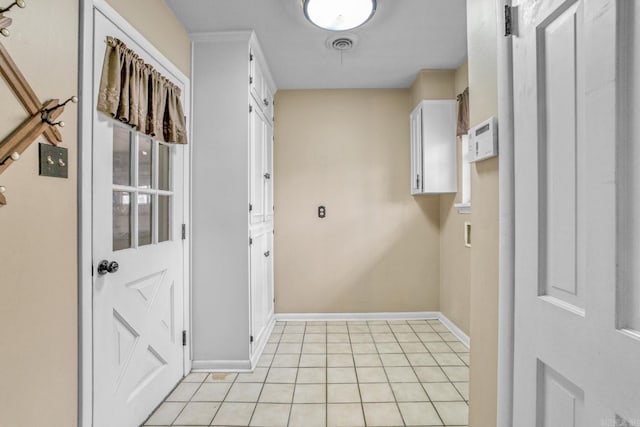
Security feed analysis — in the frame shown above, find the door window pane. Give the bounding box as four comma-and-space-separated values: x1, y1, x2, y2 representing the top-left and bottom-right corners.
158, 195, 171, 243
113, 191, 132, 251
113, 126, 131, 186
138, 193, 153, 246
158, 144, 171, 191
138, 137, 153, 189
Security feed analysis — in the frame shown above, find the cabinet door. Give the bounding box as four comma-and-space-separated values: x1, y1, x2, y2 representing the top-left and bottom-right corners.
421, 101, 457, 193
250, 230, 269, 351
265, 230, 274, 320
410, 107, 423, 194
250, 54, 265, 108
265, 123, 274, 222
263, 85, 274, 121
250, 101, 266, 224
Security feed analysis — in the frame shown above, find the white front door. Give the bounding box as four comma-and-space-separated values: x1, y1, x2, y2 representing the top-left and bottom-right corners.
91, 11, 186, 427
513, 0, 640, 425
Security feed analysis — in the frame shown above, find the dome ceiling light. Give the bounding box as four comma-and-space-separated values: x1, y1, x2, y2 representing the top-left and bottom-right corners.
303, 0, 377, 31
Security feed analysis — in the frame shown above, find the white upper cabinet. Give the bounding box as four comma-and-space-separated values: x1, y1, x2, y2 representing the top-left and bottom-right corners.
410, 100, 457, 194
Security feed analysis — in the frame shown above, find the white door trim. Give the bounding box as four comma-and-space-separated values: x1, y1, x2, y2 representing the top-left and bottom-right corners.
78, 1, 191, 425
496, 1, 516, 426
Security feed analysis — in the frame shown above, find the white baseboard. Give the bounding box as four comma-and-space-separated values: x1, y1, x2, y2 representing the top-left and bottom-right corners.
190, 314, 276, 373
274, 311, 440, 322
438, 313, 470, 348
191, 359, 252, 372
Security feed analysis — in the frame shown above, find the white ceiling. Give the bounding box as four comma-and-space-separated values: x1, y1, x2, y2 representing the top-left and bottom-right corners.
165, 0, 467, 89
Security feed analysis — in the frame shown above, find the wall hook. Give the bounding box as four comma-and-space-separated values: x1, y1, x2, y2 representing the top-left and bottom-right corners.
0, 0, 25, 14
0, 0, 25, 37
41, 95, 77, 126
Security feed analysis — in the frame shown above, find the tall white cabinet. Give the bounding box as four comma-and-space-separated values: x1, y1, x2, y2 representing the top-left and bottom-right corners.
191, 32, 275, 370
410, 100, 457, 194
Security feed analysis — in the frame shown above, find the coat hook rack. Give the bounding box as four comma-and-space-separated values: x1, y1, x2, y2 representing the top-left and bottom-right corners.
0, 0, 25, 37
0, 1, 77, 207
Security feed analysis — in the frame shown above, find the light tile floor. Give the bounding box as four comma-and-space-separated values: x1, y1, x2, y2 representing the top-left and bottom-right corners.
144, 319, 469, 426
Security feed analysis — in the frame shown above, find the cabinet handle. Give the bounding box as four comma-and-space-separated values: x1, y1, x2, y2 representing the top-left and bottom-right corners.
263, 98, 269, 106
264, 251, 270, 257
264, 173, 271, 180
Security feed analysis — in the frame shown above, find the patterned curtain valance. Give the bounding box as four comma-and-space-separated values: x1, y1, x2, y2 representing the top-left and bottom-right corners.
97, 36, 188, 144
456, 87, 470, 137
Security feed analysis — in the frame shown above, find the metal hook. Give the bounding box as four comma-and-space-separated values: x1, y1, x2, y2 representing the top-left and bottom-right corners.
0, 0, 25, 14
41, 95, 77, 127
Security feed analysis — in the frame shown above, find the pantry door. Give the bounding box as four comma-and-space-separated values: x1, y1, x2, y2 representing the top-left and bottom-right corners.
512, 0, 640, 425
91, 9, 187, 427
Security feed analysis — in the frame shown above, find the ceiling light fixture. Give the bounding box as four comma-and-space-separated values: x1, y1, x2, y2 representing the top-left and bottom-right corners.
303, 0, 377, 31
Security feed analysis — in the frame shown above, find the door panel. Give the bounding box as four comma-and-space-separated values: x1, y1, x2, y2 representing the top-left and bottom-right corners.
250, 100, 266, 224
513, 0, 640, 424
538, 1, 585, 310
265, 123, 274, 222
250, 230, 268, 350
617, 0, 640, 335
92, 11, 185, 427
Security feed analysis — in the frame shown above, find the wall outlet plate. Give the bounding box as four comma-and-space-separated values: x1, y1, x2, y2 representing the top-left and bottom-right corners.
39, 143, 68, 178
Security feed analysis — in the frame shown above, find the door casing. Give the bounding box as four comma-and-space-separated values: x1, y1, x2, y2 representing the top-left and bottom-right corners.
78, 1, 192, 425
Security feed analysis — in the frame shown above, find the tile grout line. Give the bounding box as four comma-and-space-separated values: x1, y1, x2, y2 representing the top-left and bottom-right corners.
285, 321, 305, 427
405, 319, 446, 427
385, 319, 412, 427
351, 321, 368, 427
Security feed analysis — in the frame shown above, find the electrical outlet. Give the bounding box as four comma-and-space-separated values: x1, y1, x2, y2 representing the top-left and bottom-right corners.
464, 222, 472, 248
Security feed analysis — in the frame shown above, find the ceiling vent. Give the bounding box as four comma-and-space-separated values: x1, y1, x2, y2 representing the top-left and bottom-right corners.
326, 34, 358, 51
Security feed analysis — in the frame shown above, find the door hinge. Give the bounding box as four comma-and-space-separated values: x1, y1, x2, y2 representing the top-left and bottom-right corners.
504, 5, 513, 37
182, 330, 187, 346
249, 76, 253, 85
249, 237, 253, 245
250, 335, 254, 343
249, 105, 253, 113
91, 263, 94, 277
249, 203, 253, 212
182, 224, 186, 240
250, 52, 254, 61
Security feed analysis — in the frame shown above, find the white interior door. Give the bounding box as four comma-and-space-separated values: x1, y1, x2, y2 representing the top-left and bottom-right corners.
513, 0, 640, 425
92, 11, 186, 427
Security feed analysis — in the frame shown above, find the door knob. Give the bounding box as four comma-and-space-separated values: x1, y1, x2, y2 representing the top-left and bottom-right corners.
97, 260, 119, 276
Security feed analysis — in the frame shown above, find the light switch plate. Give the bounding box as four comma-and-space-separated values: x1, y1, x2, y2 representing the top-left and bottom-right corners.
39, 143, 68, 178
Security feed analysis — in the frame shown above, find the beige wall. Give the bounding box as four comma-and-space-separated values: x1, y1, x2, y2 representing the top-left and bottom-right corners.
0, 2, 189, 426
466, 0, 500, 425
105, 0, 191, 75
410, 69, 456, 105
274, 89, 441, 313
439, 60, 471, 336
